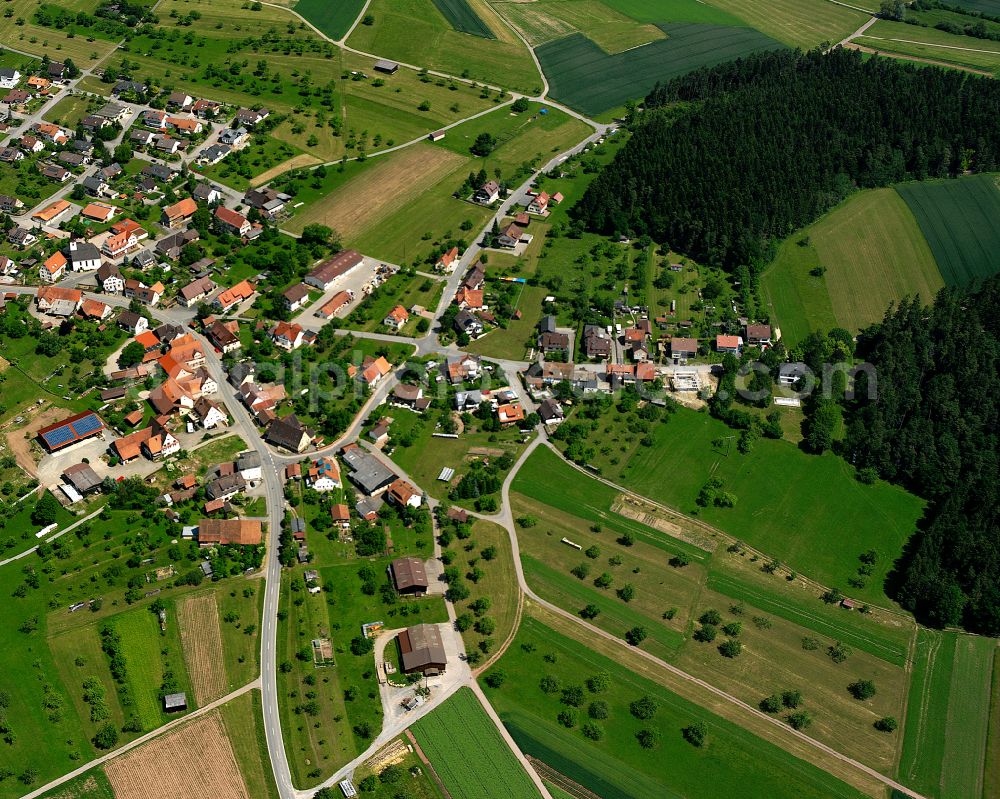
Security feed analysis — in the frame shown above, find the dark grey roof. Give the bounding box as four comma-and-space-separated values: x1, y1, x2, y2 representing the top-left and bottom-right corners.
266, 414, 309, 451
342, 448, 396, 495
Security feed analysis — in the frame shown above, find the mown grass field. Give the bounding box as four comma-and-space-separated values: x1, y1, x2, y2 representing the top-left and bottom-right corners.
986, 650, 1000, 799
537, 404, 925, 607
859, 19, 1000, 71
703, 0, 868, 49
763, 188, 944, 345
347, 0, 542, 93
485, 617, 869, 799
536, 22, 783, 117
36, 771, 116, 799
43, 95, 98, 128
294, 0, 366, 39
431, 0, 495, 38
493, 0, 666, 52
113, 606, 185, 730
0, 0, 118, 67
218, 690, 279, 799
897, 174, 1000, 287
604, 0, 746, 24
900, 630, 996, 799
412, 687, 542, 799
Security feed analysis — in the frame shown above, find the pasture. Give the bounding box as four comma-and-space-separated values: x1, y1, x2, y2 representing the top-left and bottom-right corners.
294, 0, 367, 39
177, 595, 227, 705
104, 712, 251, 799
762, 188, 944, 345
430, 0, 495, 38
702, 0, 868, 49
603, 0, 745, 25
346, 0, 542, 93
536, 23, 783, 117
113, 608, 173, 730
546, 406, 926, 606
897, 174, 1000, 287
485, 617, 870, 799
859, 19, 1000, 71
411, 687, 542, 799
900, 630, 995, 799
493, 0, 666, 53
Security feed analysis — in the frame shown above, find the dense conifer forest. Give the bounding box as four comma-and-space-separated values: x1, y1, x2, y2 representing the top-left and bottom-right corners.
847, 277, 1000, 634
573, 48, 1000, 269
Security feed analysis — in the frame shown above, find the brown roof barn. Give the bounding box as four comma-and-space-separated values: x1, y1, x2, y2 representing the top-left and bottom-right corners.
390, 557, 428, 595
398, 624, 447, 674
197, 518, 262, 546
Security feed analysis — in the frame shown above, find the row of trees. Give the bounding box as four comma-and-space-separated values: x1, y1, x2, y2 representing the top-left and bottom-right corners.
573, 48, 1000, 269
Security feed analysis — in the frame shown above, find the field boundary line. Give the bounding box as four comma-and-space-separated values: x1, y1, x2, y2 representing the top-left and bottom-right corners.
861, 34, 1000, 54
404, 729, 453, 799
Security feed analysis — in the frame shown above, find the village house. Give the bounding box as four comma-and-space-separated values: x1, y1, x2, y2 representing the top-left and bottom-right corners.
537, 397, 564, 425
206, 319, 241, 353
9, 227, 38, 249
219, 126, 250, 147
166, 116, 203, 135
67, 241, 102, 272
212, 279, 256, 313
214, 206, 252, 237
282, 283, 311, 313
716, 334, 743, 355
235, 107, 269, 126
243, 186, 286, 218
162, 197, 198, 227
117, 310, 148, 335
454, 309, 483, 338
436, 246, 459, 271
192, 183, 223, 204
307, 456, 341, 492
156, 136, 181, 155
124, 279, 163, 306
538, 331, 569, 355
359, 355, 392, 388
36, 286, 82, 317
0, 68, 21, 89
39, 251, 67, 282
670, 337, 698, 360
96, 262, 124, 293
315, 290, 354, 319
497, 402, 526, 427
387, 478, 422, 508
271, 321, 305, 351
198, 144, 230, 166
445, 353, 481, 384
112, 417, 179, 462
527, 190, 550, 215
497, 223, 528, 249
383, 304, 409, 331
391, 384, 430, 412
745, 324, 772, 347
473, 179, 500, 205
265, 414, 311, 453
197, 518, 262, 546
38, 163, 71, 183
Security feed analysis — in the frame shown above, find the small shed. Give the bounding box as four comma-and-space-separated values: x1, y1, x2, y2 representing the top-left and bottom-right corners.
163, 692, 187, 712
374, 59, 399, 74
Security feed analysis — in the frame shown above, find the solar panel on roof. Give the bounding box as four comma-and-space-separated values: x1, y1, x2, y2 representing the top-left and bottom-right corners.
71, 414, 102, 435
43, 427, 75, 447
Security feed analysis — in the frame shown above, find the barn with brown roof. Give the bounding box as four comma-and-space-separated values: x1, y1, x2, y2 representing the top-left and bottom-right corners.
398, 623, 447, 674
390, 557, 429, 596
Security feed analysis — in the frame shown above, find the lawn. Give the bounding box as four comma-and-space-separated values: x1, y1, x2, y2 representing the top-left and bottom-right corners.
483, 617, 869, 799
547, 406, 926, 606
703, 0, 869, 49
346, 0, 542, 93
43, 94, 98, 127
900, 630, 996, 799
410, 687, 542, 799
896, 174, 1000, 287
536, 22, 784, 117
762, 188, 944, 346
859, 19, 1000, 71
199, 135, 304, 192
344, 272, 443, 333
294, 0, 367, 39
218, 689, 279, 799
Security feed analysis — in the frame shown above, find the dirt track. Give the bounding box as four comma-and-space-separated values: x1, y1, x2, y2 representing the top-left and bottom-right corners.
4, 405, 63, 479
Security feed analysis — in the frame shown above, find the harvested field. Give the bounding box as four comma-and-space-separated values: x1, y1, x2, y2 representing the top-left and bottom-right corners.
611, 494, 715, 551
105, 712, 250, 799
178, 595, 228, 704
287, 144, 465, 240
5, 405, 64, 478
251, 154, 322, 187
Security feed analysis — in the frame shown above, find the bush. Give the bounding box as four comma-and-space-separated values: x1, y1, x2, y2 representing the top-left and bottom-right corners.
582, 721, 604, 741
781, 690, 802, 709
699, 609, 722, 626
681, 722, 706, 747
561, 686, 584, 707
557, 709, 577, 728
759, 694, 782, 713
484, 670, 506, 688
624, 625, 647, 645
828, 641, 852, 663
636, 728, 660, 749
588, 700, 609, 719
579, 603, 600, 619
848, 680, 876, 700
629, 695, 657, 720
787, 711, 812, 730
93, 722, 119, 750
718, 639, 742, 658
874, 716, 897, 732
669, 554, 690, 568
722, 622, 742, 637
693, 624, 717, 643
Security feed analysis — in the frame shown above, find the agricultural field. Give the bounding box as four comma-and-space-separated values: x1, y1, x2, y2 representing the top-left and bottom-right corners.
430, 0, 495, 38
896, 174, 1000, 287
987, 651, 1000, 799
536, 23, 784, 117
294, 0, 367, 39
540, 403, 925, 607
484, 617, 871, 799
177, 594, 228, 705
762, 188, 944, 345
858, 19, 1000, 71
493, 0, 666, 52
346, 0, 542, 93
218, 690, 279, 799
702, 0, 868, 49
602, 0, 746, 25
900, 630, 995, 799
104, 712, 251, 799
410, 687, 542, 799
